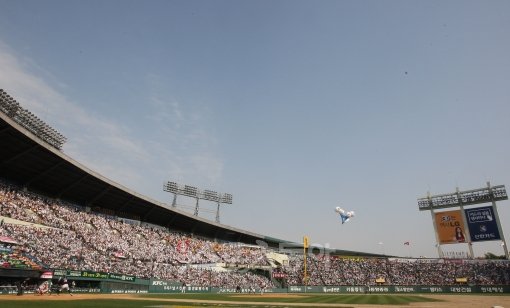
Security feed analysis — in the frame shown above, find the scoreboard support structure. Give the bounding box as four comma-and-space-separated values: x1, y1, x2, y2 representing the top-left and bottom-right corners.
418, 182, 508, 259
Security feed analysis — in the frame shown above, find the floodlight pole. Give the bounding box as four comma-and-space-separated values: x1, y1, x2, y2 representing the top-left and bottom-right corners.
194, 198, 199, 216
457, 187, 474, 259
303, 236, 309, 286
488, 182, 509, 259
215, 200, 221, 223
171, 193, 177, 208
428, 192, 444, 258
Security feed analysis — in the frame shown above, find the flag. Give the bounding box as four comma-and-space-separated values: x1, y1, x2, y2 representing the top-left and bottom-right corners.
404, 241, 410, 246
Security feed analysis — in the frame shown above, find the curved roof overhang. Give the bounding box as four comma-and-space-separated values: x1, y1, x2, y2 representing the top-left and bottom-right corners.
0, 111, 383, 257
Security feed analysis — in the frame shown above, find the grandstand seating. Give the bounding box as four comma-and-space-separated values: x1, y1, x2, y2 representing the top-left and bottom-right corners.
1, 180, 509, 288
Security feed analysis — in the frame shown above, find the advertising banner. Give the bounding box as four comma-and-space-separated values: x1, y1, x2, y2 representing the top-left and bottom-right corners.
109, 273, 136, 282
287, 285, 510, 294
0, 236, 18, 245
149, 279, 181, 292
465, 206, 501, 242
435, 210, 467, 244
54, 269, 134, 281
40, 271, 53, 279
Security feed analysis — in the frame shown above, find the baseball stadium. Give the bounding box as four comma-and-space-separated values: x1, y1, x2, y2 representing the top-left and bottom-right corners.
0, 89, 509, 308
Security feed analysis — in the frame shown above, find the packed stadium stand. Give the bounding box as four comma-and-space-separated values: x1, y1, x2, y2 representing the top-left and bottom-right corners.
1, 182, 510, 288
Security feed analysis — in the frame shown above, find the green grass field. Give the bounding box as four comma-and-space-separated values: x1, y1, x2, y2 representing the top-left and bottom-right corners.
0, 293, 443, 308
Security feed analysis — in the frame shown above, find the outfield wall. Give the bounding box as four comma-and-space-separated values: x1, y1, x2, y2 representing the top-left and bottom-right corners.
287, 285, 510, 294
2, 270, 510, 295
2, 284, 509, 295
112, 284, 510, 294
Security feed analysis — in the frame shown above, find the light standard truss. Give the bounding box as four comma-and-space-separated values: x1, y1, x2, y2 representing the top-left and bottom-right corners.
418, 182, 508, 259
163, 181, 232, 223
418, 184, 507, 211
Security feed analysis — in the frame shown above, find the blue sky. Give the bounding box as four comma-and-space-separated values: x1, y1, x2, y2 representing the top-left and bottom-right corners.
1, 0, 509, 258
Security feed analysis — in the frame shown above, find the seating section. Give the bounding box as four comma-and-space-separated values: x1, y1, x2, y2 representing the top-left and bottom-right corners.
283, 255, 510, 286
0, 181, 272, 288
0, 248, 42, 270
1, 180, 509, 287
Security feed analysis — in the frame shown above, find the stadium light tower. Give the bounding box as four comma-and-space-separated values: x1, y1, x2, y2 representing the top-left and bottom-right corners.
418, 182, 508, 259
163, 181, 233, 223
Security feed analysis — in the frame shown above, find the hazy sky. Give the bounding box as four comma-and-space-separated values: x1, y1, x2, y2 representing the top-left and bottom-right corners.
1, 0, 509, 258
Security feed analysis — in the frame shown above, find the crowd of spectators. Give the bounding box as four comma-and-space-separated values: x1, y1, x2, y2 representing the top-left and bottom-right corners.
1, 181, 510, 288
0, 181, 272, 288
283, 253, 510, 286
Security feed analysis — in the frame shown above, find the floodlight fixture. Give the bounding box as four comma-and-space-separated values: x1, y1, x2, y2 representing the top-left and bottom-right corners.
418, 184, 508, 211
183, 185, 198, 197
203, 190, 219, 202
221, 193, 233, 204
0, 89, 67, 150
164, 181, 179, 194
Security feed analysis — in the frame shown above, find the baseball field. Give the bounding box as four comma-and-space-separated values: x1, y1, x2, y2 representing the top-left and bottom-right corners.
0, 293, 509, 308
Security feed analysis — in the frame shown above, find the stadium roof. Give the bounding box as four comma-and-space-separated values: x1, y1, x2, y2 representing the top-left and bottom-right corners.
0, 108, 382, 257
